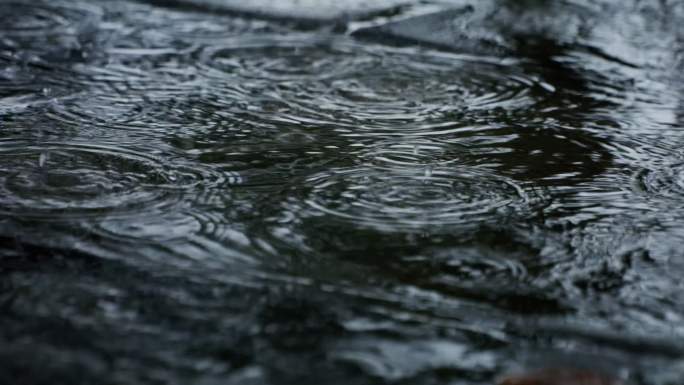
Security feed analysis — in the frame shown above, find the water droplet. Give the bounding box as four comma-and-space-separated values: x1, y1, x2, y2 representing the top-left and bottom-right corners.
38, 152, 48, 168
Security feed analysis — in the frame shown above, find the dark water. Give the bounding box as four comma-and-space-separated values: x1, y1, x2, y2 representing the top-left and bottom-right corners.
1, 0, 684, 383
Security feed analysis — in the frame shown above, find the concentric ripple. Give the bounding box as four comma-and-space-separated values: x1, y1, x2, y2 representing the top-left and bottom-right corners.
47, 90, 188, 134
0, 1, 104, 116
633, 162, 684, 199
44, 36, 552, 145
400, 245, 531, 284
0, 0, 102, 58
288, 165, 547, 233
197, 36, 363, 82
361, 138, 469, 169
195, 37, 553, 132
0, 142, 226, 219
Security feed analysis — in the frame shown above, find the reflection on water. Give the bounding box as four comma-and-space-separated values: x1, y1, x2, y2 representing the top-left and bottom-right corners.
1, 0, 684, 384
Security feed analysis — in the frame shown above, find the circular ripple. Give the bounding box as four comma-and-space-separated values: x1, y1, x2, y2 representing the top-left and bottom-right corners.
197, 36, 363, 82
37, 5, 288, 130
288, 165, 548, 233
397, 244, 531, 284
634, 163, 684, 198
0, 0, 102, 56
46, 37, 551, 147
440, 251, 528, 281
360, 139, 469, 169
0, 142, 226, 219
195, 37, 553, 133
47, 90, 189, 134
0, 1, 103, 115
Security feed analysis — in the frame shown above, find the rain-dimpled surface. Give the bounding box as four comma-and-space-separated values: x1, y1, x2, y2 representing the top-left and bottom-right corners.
1, 0, 684, 384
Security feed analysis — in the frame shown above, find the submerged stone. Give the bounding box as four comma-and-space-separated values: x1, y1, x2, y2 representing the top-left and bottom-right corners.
141, 0, 410, 26
351, 0, 591, 56
353, 6, 512, 55
353, 0, 682, 69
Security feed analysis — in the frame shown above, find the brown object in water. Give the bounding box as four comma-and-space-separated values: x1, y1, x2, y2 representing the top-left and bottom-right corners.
498, 368, 624, 385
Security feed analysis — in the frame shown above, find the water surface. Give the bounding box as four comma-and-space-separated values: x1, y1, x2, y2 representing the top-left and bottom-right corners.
1, 1, 684, 384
